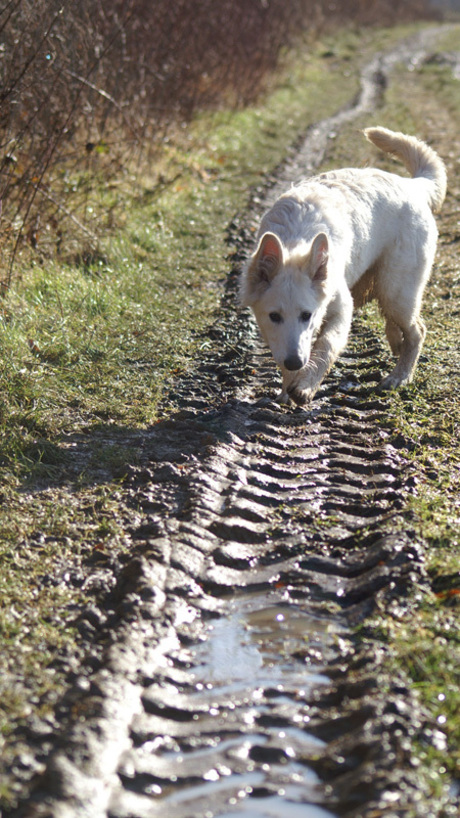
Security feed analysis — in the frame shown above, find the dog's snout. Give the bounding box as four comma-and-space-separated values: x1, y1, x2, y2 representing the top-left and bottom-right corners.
284, 354, 303, 371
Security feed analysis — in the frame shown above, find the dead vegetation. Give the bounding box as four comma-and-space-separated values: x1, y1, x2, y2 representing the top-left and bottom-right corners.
0, 0, 434, 285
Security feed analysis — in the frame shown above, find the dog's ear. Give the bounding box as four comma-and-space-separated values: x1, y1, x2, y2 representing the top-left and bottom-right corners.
241, 232, 283, 305
309, 232, 329, 282
254, 232, 283, 282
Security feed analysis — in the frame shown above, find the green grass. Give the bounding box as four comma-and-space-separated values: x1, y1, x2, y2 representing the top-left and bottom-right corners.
322, 36, 460, 800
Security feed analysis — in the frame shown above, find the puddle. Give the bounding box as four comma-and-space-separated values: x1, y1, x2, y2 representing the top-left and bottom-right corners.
154, 592, 342, 817
218, 799, 338, 818
191, 596, 334, 691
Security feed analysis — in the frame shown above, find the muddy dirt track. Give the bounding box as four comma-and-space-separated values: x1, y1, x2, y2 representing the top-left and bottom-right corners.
5, 27, 459, 818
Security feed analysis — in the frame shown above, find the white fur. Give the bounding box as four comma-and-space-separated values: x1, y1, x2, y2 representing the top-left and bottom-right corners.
240, 127, 447, 405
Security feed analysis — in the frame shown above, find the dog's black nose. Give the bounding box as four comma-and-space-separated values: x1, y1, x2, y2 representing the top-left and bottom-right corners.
284, 354, 303, 371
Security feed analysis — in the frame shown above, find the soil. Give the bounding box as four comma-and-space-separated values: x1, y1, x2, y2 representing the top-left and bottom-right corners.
2, 24, 459, 818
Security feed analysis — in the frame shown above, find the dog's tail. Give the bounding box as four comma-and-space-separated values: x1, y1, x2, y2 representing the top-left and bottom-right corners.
364, 126, 447, 213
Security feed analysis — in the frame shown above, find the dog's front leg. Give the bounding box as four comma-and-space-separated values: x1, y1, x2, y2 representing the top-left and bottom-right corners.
286, 351, 328, 406
278, 368, 298, 404
288, 293, 353, 406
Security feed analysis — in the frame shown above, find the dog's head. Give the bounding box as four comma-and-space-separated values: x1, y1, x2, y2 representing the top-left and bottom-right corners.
240, 231, 330, 372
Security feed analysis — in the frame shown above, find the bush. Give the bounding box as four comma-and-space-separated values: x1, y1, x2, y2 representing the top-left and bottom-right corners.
0, 0, 433, 286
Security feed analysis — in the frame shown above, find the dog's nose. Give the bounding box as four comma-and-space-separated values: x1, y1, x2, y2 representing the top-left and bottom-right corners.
284, 354, 303, 371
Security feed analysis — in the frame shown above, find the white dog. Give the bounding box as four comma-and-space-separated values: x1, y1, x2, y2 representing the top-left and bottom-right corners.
240, 127, 446, 405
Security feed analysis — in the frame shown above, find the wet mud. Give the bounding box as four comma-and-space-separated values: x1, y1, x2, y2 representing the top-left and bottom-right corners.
7, 27, 457, 818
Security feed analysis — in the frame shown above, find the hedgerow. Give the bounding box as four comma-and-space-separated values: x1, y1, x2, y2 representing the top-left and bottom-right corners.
0, 0, 433, 284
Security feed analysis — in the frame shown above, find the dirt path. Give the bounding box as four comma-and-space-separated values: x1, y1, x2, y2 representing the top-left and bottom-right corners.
4, 26, 460, 818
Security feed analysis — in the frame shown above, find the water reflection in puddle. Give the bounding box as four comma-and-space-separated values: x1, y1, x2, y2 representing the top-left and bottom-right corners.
192, 598, 335, 690
219, 797, 338, 818
159, 592, 342, 817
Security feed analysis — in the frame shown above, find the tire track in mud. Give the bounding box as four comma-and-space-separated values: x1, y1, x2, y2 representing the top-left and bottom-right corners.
9, 28, 450, 818
15, 335, 427, 818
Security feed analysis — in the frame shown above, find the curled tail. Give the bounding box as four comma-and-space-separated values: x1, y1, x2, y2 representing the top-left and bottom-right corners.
364, 126, 447, 212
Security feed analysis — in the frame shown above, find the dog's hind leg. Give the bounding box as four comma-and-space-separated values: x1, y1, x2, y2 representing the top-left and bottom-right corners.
377, 227, 435, 391
378, 316, 426, 391
385, 317, 403, 357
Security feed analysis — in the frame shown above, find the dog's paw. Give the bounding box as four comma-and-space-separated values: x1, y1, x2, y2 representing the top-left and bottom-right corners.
277, 390, 292, 405
377, 373, 409, 392
287, 384, 314, 407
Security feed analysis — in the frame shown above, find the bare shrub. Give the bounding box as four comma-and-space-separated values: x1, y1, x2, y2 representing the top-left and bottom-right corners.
0, 0, 434, 287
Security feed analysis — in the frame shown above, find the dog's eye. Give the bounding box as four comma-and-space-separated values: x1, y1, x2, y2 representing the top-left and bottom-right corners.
269, 312, 283, 324
300, 310, 312, 323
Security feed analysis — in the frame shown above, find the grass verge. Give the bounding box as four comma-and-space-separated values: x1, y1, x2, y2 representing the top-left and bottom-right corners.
320, 28, 460, 807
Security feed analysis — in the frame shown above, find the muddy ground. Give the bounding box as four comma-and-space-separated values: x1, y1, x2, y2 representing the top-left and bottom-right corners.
1, 24, 460, 818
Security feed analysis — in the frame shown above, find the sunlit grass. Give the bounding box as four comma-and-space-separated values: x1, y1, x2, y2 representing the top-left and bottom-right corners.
324, 40, 460, 797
